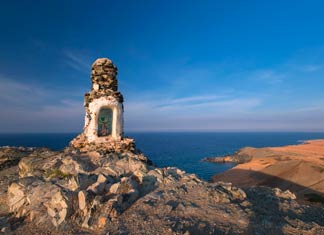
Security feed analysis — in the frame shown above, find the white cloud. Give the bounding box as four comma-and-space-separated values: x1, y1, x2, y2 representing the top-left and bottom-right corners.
301, 64, 323, 72
0, 98, 84, 133
252, 69, 285, 84
126, 93, 261, 111
166, 95, 228, 105
0, 77, 46, 105
0, 77, 84, 132
124, 101, 324, 132
124, 93, 263, 132
123, 84, 324, 132
156, 97, 261, 112
63, 50, 91, 72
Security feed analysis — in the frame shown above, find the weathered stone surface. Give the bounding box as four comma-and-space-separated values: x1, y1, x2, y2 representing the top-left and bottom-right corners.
87, 174, 110, 195
0, 146, 35, 171
60, 155, 97, 175
211, 181, 247, 202
19, 149, 63, 178
43, 189, 71, 227
78, 190, 87, 211
273, 188, 296, 200
5, 142, 156, 229
109, 182, 120, 194
7, 182, 26, 216
91, 58, 118, 92
69, 133, 136, 154
7, 177, 75, 228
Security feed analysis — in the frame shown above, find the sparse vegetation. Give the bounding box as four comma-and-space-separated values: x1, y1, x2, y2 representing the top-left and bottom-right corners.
45, 168, 73, 179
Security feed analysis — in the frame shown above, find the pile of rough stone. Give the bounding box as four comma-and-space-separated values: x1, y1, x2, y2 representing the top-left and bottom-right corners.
91, 58, 118, 91
69, 133, 137, 153
85, 58, 123, 105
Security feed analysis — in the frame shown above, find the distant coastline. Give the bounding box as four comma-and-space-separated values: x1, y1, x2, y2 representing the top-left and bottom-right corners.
210, 139, 324, 204
2, 133, 324, 182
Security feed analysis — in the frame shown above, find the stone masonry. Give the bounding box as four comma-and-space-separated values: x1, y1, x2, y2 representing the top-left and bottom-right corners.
83, 58, 123, 143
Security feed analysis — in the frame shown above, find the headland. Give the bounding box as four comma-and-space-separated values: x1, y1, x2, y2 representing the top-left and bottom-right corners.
208, 139, 324, 204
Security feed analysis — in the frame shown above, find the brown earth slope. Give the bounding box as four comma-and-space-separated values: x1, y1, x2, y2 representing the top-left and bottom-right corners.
212, 140, 324, 203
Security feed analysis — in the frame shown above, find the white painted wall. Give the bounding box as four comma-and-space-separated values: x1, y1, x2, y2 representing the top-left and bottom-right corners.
84, 96, 123, 143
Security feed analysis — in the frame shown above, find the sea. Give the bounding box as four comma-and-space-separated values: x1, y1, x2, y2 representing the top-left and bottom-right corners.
1, 132, 324, 181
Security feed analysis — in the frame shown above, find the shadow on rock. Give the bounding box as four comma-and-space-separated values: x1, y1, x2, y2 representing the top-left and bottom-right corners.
220, 169, 324, 235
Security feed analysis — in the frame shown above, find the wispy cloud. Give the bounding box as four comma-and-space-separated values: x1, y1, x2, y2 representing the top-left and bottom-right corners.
124, 95, 324, 132
156, 95, 229, 108
63, 50, 91, 72
167, 95, 227, 104
252, 69, 285, 84
300, 64, 323, 72
0, 76, 84, 132
156, 97, 261, 112
0, 101, 84, 133
0, 77, 46, 106
124, 92, 262, 122
38, 99, 83, 119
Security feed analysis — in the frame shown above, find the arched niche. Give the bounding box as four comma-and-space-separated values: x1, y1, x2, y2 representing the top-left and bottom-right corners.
97, 107, 113, 137
84, 96, 123, 142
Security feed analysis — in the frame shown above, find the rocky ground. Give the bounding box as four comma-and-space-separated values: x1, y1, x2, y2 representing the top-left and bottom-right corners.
0, 139, 323, 235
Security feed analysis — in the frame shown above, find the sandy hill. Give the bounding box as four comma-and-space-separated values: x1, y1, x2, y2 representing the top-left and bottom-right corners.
212, 140, 324, 204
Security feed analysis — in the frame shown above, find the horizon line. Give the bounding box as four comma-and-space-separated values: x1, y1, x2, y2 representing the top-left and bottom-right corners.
1, 130, 324, 134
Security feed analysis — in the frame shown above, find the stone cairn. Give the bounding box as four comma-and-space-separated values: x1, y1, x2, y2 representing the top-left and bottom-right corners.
70, 58, 134, 153
85, 58, 123, 105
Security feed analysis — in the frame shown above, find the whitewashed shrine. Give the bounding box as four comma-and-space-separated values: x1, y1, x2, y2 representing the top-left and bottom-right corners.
83, 58, 124, 143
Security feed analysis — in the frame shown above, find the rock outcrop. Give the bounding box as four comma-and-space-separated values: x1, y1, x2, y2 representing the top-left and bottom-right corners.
0, 143, 323, 235
3, 142, 248, 232
203, 147, 253, 164
7, 139, 155, 228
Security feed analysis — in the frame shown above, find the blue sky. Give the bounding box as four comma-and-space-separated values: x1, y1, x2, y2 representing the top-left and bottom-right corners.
0, 1, 324, 132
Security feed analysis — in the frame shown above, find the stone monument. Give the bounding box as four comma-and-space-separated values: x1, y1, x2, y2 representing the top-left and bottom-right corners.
83, 58, 124, 143
70, 58, 134, 152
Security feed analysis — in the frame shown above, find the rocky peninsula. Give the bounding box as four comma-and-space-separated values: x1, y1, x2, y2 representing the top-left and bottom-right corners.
0, 59, 323, 234
208, 140, 324, 204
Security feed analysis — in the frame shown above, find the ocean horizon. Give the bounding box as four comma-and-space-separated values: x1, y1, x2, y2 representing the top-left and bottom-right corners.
1, 132, 324, 181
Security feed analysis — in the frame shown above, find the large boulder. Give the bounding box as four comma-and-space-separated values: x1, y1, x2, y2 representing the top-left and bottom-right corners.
8, 177, 75, 227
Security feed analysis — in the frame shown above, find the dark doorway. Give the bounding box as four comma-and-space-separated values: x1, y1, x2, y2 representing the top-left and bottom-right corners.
97, 108, 113, 137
